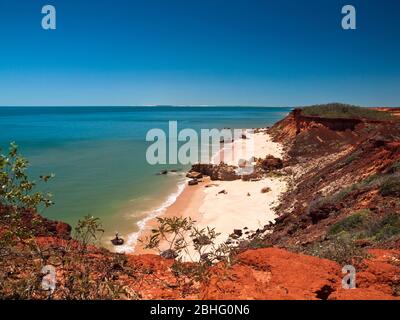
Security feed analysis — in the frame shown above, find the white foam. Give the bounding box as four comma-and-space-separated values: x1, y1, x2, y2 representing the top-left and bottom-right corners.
115, 178, 187, 254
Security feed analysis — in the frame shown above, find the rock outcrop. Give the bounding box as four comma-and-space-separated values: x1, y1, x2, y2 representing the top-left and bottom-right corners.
201, 248, 399, 300
0, 204, 72, 240
257, 155, 284, 172
189, 163, 240, 181
186, 171, 203, 179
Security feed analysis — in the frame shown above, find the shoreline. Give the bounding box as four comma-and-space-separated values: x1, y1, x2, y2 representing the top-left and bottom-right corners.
114, 178, 188, 254
133, 177, 207, 255
131, 128, 287, 256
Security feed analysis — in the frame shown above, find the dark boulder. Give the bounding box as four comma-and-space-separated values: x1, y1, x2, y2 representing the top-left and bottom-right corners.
188, 179, 199, 186
186, 171, 203, 179
111, 236, 125, 246
257, 155, 283, 172
190, 163, 240, 181
160, 249, 178, 259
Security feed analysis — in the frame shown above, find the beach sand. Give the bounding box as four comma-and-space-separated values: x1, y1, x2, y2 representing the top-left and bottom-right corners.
133, 130, 286, 256
133, 178, 206, 255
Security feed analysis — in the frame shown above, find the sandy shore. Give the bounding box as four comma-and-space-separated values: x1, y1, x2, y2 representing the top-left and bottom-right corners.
133, 178, 209, 255
133, 129, 286, 256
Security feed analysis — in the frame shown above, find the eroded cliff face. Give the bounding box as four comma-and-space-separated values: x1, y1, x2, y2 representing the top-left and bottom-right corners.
1, 108, 399, 300
266, 108, 400, 250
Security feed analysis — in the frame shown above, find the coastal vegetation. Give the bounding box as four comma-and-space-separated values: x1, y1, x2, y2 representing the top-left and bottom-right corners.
0, 142, 54, 243
143, 216, 234, 281
300, 103, 396, 120
305, 210, 400, 265
304, 233, 369, 265
74, 215, 105, 252
328, 209, 371, 236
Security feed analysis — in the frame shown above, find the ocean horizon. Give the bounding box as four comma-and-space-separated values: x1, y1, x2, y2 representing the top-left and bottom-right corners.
0, 106, 291, 249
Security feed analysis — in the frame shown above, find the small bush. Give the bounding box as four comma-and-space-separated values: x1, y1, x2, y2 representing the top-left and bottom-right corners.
304, 234, 368, 265
328, 210, 371, 236
379, 175, 400, 197
341, 150, 362, 166
74, 215, 105, 251
0, 142, 54, 240
143, 216, 234, 281
247, 237, 271, 249
367, 213, 400, 241
0, 142, 54, 210
309, 173, 400, 220
388, 161, 400, 174
308, 184, 357, 218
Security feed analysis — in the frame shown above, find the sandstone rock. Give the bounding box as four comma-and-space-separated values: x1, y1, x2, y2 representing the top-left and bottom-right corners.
188, 179, 199, 186
201, 248, 342, 300
308, 203, 338, 224
241, 167, 264, 181
261, 187, 271, 193
53, 221, 72, 240
257, 155, 283, 172
186, 171, 203, 179
190, 163, 240, 181
160, 249, 178, 259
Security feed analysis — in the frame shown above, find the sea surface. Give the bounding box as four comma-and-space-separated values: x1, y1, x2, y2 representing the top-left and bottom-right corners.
0, 106, 291, 249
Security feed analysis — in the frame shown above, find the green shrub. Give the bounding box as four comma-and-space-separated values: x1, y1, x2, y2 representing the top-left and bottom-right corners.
304, 233, 368, 265
388, 161, 400, 174
309, 173, 400, 218
74, 215, 105, 251
308, 183, 359, 215
342, 153, 358, 166
367, 213, 400, 241
247, 236, 271, 249
328, 210, 371, 236
379, 175, 400, 197
0, 143, 54, 243
143, 216, 233, 281
0, 142, 54, 214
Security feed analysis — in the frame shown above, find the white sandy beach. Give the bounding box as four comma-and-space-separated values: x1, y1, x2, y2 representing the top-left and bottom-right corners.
196, 129, 286, 247
197, 177, 286, 247
133, 129, 287, 257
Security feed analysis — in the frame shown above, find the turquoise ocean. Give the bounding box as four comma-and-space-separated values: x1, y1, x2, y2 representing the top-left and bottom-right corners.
0, 107, 291, 250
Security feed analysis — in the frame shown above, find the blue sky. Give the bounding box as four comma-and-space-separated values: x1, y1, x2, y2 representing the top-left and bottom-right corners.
0, 0, 399, 106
